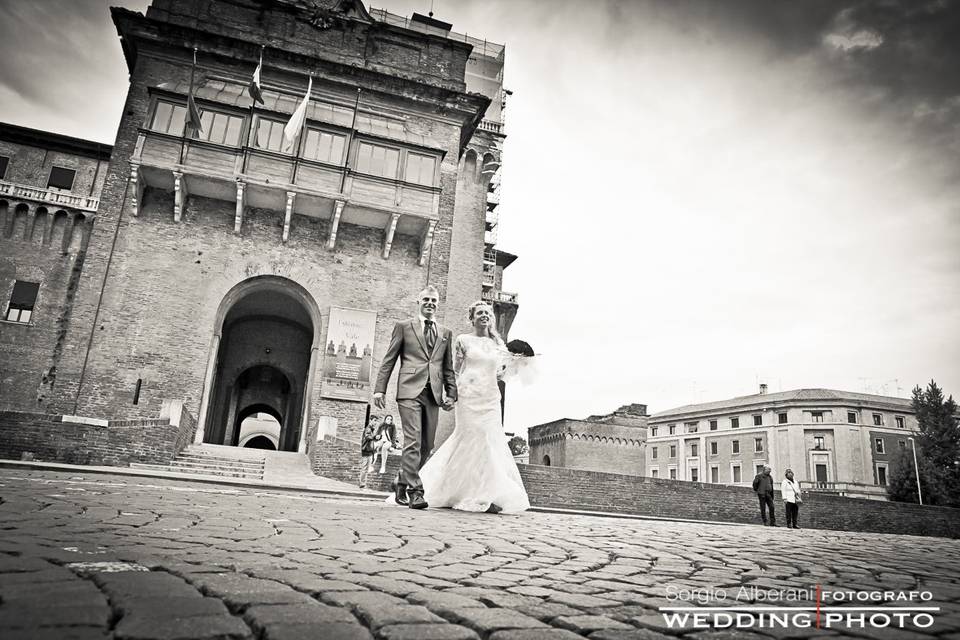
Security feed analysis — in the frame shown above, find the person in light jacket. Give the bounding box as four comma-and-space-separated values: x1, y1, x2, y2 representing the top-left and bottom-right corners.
781, 468, 802, 529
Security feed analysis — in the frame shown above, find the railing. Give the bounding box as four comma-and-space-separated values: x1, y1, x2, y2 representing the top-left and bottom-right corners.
483, 248, 497, 263
369, 8, 505, 61
477, 119, 504, 134
481, 289, 518, 304
800, 481, 888, 496
0, 179, 100, 212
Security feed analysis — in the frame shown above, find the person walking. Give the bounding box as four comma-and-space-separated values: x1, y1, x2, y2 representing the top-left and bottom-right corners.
752, 465, 777, 526
781, 468, 802, 529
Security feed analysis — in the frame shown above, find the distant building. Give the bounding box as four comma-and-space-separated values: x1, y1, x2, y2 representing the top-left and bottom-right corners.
528, 404, 648, 475
646, 386, 918, 500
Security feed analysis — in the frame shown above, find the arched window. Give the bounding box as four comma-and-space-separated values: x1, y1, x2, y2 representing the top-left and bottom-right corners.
542, 454, 551, 466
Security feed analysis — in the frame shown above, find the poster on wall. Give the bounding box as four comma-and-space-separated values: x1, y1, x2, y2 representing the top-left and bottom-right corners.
320, 307, 378, 402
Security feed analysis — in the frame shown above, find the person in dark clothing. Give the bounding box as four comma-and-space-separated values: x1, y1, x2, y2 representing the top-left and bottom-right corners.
752, 465, 777, 526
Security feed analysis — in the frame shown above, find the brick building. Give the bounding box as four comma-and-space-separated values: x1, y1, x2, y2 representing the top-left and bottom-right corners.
528, 404, 648, 475
0, 0, 518, 465
645, 386, 919, 500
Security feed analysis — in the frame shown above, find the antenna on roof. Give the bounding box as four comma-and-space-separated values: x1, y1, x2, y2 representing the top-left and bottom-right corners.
429, 0, 435, 18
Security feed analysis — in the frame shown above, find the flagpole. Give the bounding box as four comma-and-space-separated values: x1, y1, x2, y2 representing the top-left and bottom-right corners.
242, 45, 265, 175
340, 87, 362, 194
179, 47, 198, 166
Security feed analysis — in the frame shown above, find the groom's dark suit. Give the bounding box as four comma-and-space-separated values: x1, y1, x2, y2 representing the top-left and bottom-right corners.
375, 318, 457, 494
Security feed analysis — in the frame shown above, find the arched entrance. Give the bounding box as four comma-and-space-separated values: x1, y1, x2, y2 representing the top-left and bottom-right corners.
198, 277, 320, 453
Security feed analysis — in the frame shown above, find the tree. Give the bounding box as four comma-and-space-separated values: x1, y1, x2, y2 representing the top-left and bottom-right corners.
887, 381, 960, 506
508, 435, 528, 456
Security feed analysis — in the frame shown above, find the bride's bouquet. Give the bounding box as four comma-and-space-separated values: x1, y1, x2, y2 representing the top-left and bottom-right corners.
498, 339, 539, 385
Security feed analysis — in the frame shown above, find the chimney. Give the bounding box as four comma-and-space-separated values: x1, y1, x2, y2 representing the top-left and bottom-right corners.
759, 383, 768, 395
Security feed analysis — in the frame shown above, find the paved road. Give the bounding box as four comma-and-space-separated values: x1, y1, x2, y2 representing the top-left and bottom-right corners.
1, 469, 959, 640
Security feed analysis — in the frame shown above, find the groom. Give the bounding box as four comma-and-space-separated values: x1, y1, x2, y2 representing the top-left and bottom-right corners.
374, 285, 457, 509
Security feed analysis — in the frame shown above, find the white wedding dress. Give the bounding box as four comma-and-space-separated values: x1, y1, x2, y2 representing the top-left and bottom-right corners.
419, 334, 530, 513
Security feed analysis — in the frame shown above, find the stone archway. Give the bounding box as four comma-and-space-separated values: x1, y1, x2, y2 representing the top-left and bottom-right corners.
197, 276, 321, 453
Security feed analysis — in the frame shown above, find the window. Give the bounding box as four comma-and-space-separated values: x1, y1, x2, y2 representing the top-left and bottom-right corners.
355, 142, 399, 179
4, 281, 39, 323
895, 416, 905, 429
47, 166, 76, 191
685, 422, 698, 433
814, 436, 825, 450
710, 441, 718, 455
756, 464, 765, 476
669, 445, 677, 458
732, 464, 742, 483
709, 419, 718, 431
255, 118, 287, 152
150, 100, 187, 136
404, 152, 437, 186
876, 465, 888, 486
690, 468, 699, 482
197, 110, 244, 146
731, 417, 739, 429
668, 424, 676, 435
898, 440, 906, 450
732, 440, 740, 454
690, 443, 698, 457
753, 415, 763, 426
755, 437, 763, 452
651, 469, 659, 479
778, 412, 788, 424
873, 413, 883, 426
651, 427, 658, 437
651, 447, 658, 460
811, 411, 824, 423
303, 128, 346, 164
0, 155, 8, 179
710, 466, 719, 483
669, 467, 677, 480
875, 438, 885, 454
847, 411, 858, 424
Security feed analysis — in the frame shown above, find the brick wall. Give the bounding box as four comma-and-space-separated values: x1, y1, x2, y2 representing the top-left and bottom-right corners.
518, 464, 960, 539
310, 437, 958, 538
0, 411, 195, 466
311, 434, 400, 492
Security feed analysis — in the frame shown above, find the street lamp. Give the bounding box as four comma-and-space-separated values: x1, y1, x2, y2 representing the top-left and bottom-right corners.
907, 436, 923, 505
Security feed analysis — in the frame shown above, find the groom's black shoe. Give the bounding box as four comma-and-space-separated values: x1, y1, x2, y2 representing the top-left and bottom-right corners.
391, 481, 408, 506
408, 491, 428, 510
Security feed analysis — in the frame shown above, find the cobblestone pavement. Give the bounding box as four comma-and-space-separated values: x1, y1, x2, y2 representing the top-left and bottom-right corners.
2, 470, 960, 640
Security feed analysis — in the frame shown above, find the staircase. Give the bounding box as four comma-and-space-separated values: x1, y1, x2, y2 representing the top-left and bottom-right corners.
130, 444, 266, 480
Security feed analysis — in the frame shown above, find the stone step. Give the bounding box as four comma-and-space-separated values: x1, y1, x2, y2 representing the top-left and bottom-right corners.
129, 462, 264, 479
168, 460, 265, 474
173, 454, 265, 468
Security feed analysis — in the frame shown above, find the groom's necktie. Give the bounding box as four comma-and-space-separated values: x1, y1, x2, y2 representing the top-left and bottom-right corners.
424, 319, 437, 353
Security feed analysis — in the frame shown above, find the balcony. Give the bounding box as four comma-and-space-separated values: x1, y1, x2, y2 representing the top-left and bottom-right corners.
129, 130, 441, 261
477, 119, 504, 135
0, 179, 100, 212
481, 289, 518, 304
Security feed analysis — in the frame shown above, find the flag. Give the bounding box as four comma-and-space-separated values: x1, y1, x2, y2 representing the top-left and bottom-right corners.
185, 92, 203, 138
282, 76, 312, 153
248, 53, 264, 105
184, 48, 203, 138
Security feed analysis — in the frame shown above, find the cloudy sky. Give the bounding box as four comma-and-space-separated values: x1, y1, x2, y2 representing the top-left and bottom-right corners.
2, 1, 958, 435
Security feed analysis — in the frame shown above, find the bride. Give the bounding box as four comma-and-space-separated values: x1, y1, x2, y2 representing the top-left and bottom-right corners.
418, 300, 530, 514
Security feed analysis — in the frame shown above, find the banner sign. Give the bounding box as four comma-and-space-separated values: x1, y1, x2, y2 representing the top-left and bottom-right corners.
320, 307, 378, 401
